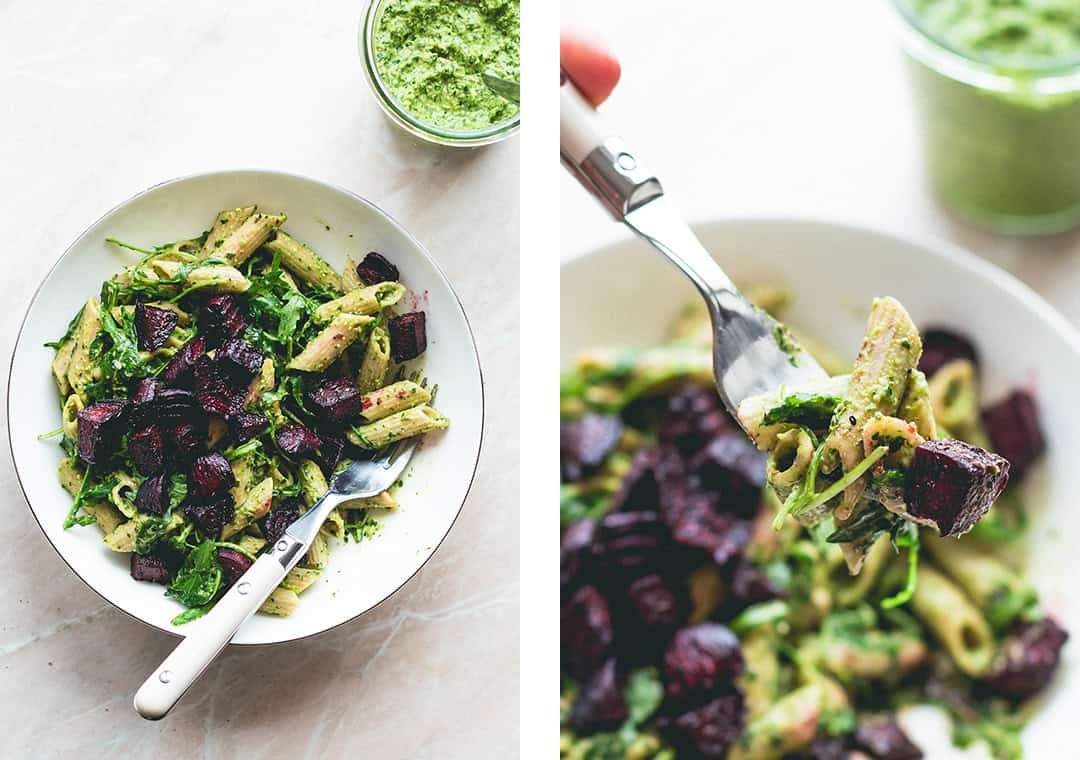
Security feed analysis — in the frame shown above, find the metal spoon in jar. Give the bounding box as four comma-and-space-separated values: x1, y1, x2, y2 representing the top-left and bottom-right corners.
482, 71, 519, 105
559, 73, 826, 417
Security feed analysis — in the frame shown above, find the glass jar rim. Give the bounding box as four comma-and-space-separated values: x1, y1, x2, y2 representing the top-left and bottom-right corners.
360, 0, 520, 147
890, 0, 1080, 93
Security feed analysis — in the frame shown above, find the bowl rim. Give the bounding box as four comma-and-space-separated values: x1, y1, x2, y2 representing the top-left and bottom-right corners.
562, 214, 1080, 364
8, 167, 486, 646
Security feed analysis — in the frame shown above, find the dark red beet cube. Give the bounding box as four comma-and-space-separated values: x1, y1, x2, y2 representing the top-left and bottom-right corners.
134, 302, 179, 352
131, 377, 160, 406
183, 494, 234, 538
853, 717, 923, 760
658, 385, 732, 455
308, 378, 362, 425
135, 472, 169, 516
216, 338, 265, 385
732, 557, 783, 605
690, 432, 766, 517
154, 388, 198, 423
275, 422, 321, 458
918, 327, 979, 378
229, 411, 269, 443
567, 658, 627, 733
663, 624, 744, 705
193, 356, 243, 419
217, 547, 253, 589
76, 399, 130, 464
130, 553, 171, 584
163, 335, 207, 388
316, 433, 346, 478
356, 251, 399, 285
562, 585, 614, 680
592, 511, 669, 578
388, 311, 426, 362
129, 426, 165, 476
985, 617, 1069, 699
561, 414, 623, 482
626, 573, 683, 632
809, 737, 851, 760
200, 294, 245, 348
169, 420, 207, 461
663, 487, 751, 565
189, 452, 235, 497
906, 439, 1010, 537
982, 390, 1046, 479
261, 498, 303, 545
609, 448, 665, 513
664, 693, 745, 760
561, 518, 597, 594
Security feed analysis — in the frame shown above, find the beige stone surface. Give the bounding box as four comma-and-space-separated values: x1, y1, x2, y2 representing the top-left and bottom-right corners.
0, 0, 519, 757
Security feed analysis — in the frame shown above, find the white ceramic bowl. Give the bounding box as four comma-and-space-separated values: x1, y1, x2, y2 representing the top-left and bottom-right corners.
9, 169, 484, 645
561, 218, 1080, 758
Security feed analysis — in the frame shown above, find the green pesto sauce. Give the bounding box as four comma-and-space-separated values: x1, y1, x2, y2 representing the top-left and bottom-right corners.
905, 1, 1080, 231
910, 0, 1080, 65
373, 0, 519, 132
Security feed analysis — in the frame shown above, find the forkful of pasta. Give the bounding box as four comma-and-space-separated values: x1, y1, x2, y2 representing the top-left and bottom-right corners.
561, 75, 1011, 580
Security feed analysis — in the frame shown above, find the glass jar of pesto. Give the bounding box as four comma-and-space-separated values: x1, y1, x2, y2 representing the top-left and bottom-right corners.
360, 0, 520, 147
892, 0, 1080, 234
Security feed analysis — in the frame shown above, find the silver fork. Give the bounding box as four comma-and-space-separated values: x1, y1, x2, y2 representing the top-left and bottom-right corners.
560, 75, 827, 417
133, 438, 418, 720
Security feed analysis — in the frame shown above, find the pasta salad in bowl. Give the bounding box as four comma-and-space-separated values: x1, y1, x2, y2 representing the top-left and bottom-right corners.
10, 170, 483, 644
560, 219, 1080, 759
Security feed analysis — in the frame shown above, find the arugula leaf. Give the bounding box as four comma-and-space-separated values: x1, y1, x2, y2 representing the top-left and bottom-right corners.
165, 540, 223, 608
624, 668, 663, 726
171, 604, 213, 626
44, 305, 85, 349
881, 522, 920, 609
761, 393, 841, 430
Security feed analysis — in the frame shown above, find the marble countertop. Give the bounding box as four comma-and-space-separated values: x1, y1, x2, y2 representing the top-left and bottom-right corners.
561, 0, 1080, 325
0, 0, 518, 757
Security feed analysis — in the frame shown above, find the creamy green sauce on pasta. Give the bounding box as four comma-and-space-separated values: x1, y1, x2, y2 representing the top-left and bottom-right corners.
372, 0, 520, 132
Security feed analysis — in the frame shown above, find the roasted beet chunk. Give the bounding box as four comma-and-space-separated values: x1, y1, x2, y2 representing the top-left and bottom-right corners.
135, 472, 169, 516
561, 518, 597, 594
229, 411, 269, 443
260, 498, 303, 545
129, 426, 165, 476
193, 356, 243, 419
388, 311, 426, 362
183, 494, 234, 538
985, 617, 1069, 699
731, 557, 783, 606
316, 433, 346, 477
275, 422, 322, 458
189, 452, 236, 497
200, 294, 245, 348
609, 448, 665, 513
625, 573, 683, 634
663, 623, 744, 704
561, 413, 623, 482
130, 553, 171, 584
134, 302, 179, 351
918, 327, 979, 378
567, 658, 627, 732
663, 693, 745, 759
658, 385, 732, 454
169, 420, 206, 461
562, 585, 614, 680
131, 377, 160, 406
217, 547, 253, 589
308, 378, 363, 425
216, 338, 265, 385
154, 388, 198, 423
690, 432, 766, 517
906, 439, 1010, 536
809, 736, 851, 760
593, 511, 669, 578
76, 399, 130, 464
982, 390, 1046, 479
356, 251, 399, 285
163, 335, 207, 388
664, 488, 751, 565
853, 717, 923, 760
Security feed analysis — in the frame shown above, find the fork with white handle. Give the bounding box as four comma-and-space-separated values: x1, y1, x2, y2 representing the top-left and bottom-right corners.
133, 438, 418, 720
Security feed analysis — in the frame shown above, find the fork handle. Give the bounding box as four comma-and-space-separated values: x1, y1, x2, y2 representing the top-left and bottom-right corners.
133, 553, 288, 720
560, 72, 663, 222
